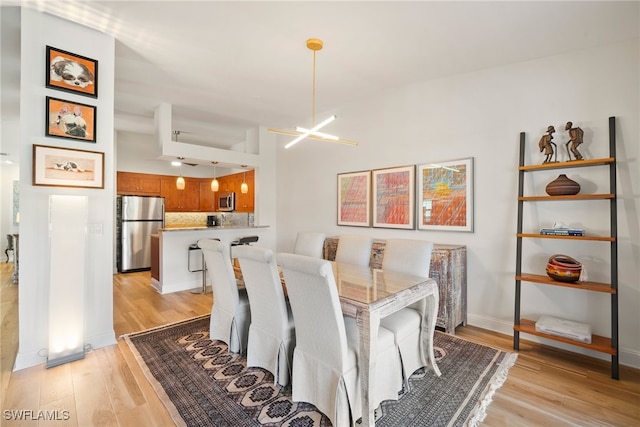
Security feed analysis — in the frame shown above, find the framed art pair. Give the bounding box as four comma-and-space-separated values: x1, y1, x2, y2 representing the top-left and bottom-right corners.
337, 158, 474, 232
45, 46, 98, 143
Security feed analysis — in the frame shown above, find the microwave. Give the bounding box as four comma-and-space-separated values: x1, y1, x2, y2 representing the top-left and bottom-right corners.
218, 191, 235, 211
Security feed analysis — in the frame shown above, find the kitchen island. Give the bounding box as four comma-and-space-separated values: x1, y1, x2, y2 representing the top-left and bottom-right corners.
154, 225, 272, 294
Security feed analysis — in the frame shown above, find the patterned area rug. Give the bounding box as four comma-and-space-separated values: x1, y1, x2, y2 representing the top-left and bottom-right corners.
124, 316, 517, 426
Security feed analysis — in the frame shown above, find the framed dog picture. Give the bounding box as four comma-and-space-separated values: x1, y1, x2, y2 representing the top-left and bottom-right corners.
46, 46, 98, 98
33, 144, 104, 189
46, 96, 97, 143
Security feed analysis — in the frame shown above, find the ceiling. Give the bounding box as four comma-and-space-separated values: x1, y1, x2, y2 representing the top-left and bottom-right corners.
7, 1, 640, 152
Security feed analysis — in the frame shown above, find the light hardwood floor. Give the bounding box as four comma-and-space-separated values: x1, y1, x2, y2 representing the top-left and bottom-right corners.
1, 268, 638, 426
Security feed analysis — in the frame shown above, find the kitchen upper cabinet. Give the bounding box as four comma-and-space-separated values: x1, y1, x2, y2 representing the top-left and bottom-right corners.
236, 169, 255, 213
199, 180, 217, 212
161, 177, 200, 212
117, 172, 161, 196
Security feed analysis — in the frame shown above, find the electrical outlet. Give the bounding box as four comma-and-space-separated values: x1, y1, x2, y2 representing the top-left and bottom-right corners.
87, 223, 103, 235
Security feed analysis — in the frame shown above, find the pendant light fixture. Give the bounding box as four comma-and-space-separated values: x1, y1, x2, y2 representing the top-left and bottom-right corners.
173, 130, 186, 190
240, 165, 248, 194
211, 161, 219, 192
176, 157, 185, 190
268, 38, 358, 148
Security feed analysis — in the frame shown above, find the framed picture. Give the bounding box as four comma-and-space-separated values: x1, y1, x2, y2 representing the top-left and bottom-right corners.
46, 46, 98, 98
337, 170, 371, 227
417, 157, 474, 232
46, 96, 96, 143
372, 165, 415, 229
33, 144, 104, 189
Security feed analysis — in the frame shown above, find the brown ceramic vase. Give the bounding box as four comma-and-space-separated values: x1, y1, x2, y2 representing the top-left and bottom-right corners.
545, 174, 580, 196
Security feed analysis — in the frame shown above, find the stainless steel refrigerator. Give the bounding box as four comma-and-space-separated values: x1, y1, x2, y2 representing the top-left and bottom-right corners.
117, 195, 164, 272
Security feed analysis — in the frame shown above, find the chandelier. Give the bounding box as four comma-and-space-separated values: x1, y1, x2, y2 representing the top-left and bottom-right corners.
268, 38, 358, 149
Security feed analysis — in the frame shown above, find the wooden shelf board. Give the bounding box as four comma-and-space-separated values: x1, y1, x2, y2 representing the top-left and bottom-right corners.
519, 157, 614, 171
519, 194, 614, 201
516, 273, 616, 293
515, 319, 616, 355
518, 233, 615, 242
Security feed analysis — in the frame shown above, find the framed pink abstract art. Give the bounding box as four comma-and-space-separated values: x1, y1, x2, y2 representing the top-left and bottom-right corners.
337, 170, 371, 227
372, 165, 415, 229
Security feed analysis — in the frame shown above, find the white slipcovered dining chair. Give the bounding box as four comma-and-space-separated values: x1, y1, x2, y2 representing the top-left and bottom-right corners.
234, 245, 295, 387
198, 239, 250, 354
277, 253, 403, 426
379, 238, 435, 384
335, 234, 373, 266
293, 231, 326, 258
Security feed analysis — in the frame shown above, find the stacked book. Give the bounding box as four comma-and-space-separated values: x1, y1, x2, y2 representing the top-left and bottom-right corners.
540, 227, 584, 236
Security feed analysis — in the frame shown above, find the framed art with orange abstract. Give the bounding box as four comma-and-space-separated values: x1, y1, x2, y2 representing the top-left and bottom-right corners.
337, 170, 371, 227
372, 165, 415, 229
417, 157, 474, 232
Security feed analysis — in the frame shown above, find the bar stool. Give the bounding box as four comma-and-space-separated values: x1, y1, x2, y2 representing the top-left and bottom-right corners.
189, 238, 219, 294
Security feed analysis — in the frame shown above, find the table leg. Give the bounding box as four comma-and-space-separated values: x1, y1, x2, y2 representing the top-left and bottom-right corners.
423, 285, 442, 377
356, 307, 379, 427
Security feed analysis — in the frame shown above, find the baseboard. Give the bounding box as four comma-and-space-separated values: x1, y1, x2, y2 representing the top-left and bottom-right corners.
467, 313, 640, 370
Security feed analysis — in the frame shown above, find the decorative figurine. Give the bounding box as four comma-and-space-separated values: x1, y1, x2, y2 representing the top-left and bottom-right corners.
565, 121, 584, 161
538, 125, 557, 163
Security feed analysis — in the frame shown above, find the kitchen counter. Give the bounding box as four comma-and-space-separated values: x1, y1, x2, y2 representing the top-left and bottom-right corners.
153, 225, 273, 294
161, 225, 270, 231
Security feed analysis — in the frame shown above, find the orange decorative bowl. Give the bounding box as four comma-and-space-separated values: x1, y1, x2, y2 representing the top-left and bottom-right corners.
546, 254, 581, 282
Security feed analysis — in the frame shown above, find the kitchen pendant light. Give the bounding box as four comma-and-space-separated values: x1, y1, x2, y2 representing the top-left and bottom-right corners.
211, 161, 219, 192
176, 156, 185, 190
173, 131, 186, 190
268, 38, 358, 148
240, 165, 248, 194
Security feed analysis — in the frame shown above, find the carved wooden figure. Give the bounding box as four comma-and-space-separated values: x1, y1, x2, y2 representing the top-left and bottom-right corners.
538, 125, 557, 163
565, 121, 584, 161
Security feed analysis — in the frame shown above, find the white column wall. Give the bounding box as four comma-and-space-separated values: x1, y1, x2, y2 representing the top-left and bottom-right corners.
15, 9, 116, 370
275, 40, 640, 367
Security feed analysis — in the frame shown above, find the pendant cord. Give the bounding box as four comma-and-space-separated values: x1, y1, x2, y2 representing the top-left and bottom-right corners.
312, 49, 317, 127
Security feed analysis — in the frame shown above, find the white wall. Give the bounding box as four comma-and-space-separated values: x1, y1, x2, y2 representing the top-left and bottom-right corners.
14, 9, 116, 370
276, 40, 640, 367
1, 6, 21, 256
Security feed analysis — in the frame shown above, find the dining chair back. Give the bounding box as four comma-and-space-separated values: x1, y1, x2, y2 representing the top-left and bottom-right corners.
198, 239, 250, 354
380, 238, 434, 384
382, 238, 434, 277
278, 253, 402, 426
293, 231, 326, 258
234, 245, 295, 387
335, 234, 373, 267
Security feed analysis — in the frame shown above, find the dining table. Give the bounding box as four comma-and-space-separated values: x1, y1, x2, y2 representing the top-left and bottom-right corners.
330, 262, 441, 426
234, 259, 441, 426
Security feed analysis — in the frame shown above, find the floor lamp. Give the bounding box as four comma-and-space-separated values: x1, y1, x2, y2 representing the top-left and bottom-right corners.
47, 195, 87, 368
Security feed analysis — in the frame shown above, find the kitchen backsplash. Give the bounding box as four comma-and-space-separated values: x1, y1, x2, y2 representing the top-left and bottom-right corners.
165, 212, 254, 227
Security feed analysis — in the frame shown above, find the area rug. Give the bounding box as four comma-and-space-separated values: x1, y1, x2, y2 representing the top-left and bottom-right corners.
123, 315, 517, 426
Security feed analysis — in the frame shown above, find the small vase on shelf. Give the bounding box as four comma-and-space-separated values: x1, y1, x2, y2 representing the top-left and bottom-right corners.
545, 174, 580, 196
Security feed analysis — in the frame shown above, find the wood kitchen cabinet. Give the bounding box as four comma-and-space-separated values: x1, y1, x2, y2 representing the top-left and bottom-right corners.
210, 170, 254, 212
161, 177, 201, 212
235, 169, 255, 212
199, 180, 217, 212
117, 171, 161, 196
